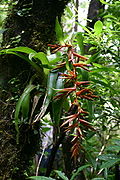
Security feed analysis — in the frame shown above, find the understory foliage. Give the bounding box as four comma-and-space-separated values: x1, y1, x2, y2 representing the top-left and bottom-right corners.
0, 0, 120, 179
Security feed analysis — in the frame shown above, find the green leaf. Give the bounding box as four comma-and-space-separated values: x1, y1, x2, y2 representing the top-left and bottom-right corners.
28, 176, 55, 180
66, 6, 73, 17
112, 139, 120, 145
91, 79, 114, 90
76, 32, 84, 55
0, 47, 51, 76
34, 52, 49, 65
5, 46, 36, 54
65, 56, 71, 71
87, 101, 94, 120
99, 0, 114, 6
21, 93, 30, 119
103, 15, 117, 20
55, 17, 64, 45
48, 54, 61, 65
91, 72, 105, 79
54, 170, 69, 180
94, 21, 103, 35
52, 76, 64, 127
0, 50, 41, 73
88, 52, 100, 63
106, 145, 120, 151
81, 69, 89, 81
92, 63, 103, 68
86, 152, 97, 169
91, 178, 105, 180
33, 71, 58, 123
92, 67, 120, 73
15, 84, 36, 143
89, 46, 97, 52
100, 158, 120, 169
33, 52, 50, 76
70, 164, 91, 180
77, 22, 92, 34
98, 154, 119, 161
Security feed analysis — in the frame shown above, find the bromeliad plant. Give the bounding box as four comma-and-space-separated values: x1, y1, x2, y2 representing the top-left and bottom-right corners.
0, 41, 98, 162
48, 43, 98, 160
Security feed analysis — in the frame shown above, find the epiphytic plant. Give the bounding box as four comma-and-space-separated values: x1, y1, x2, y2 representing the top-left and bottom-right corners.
48, 44, 98, 160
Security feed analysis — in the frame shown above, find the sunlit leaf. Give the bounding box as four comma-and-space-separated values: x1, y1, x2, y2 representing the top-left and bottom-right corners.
89, 46, 97, 52
76, 32, 84, 55
66, 6, 73, 17
33, 52, 50, 75
48, 55, 61, 65
92, 67, 120, 73
34, 52, 49, 65
94, 21, 103, 35
77, 22, 92, 34
5, 46, 36, 54
55, 17, 64, 45
100, 0, 114, 6
103, 15, 117, 20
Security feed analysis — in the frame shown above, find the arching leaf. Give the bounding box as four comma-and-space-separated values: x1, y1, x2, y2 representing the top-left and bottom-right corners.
5, 46, 36, 54
15, 84, 36, 143
55, 17, 64, 45
100, 159, 120, 169
29, 176, 55, 180
33, 71, 58, 123
54, 170, 69, 180
76, 32, 84, 55
71, 164, 91, 180
94, 21, 103, 35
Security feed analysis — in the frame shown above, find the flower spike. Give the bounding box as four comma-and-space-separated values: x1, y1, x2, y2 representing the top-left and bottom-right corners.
48, 43, 97, 161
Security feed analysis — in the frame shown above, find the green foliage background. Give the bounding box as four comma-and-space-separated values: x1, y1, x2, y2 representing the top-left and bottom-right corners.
0, 0, 120, 179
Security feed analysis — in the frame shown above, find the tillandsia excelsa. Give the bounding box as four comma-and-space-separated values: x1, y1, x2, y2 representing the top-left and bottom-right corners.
48, 44, 98, 161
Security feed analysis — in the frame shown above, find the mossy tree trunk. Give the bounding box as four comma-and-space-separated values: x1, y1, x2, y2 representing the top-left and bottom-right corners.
0, 0, 70, 179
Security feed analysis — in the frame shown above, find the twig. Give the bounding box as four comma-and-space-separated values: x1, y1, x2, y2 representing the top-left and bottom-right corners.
35, 141, 48, 176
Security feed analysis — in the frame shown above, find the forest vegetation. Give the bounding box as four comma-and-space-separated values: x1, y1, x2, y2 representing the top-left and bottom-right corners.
0, 0, 120, 180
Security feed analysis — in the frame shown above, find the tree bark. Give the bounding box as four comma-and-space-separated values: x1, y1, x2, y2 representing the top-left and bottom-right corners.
0, 0, 70, 179
87, 0, 105, 29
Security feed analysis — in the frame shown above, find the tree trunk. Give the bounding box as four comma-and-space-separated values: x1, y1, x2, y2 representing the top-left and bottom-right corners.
0, 0, 70, 179
87, 0, 105, 29
84, 0, 105, 54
